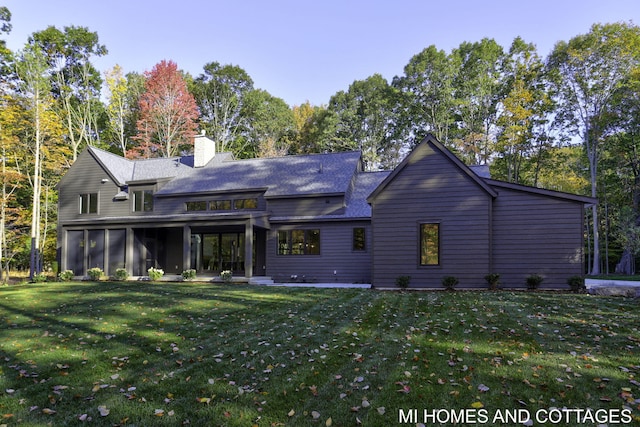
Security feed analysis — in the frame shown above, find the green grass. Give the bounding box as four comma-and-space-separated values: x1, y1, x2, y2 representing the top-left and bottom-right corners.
0, 282, 639, 426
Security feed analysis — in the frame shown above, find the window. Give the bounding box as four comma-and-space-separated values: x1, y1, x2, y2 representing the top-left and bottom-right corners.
186, 201, 207, 211
210, 200, 231, 210
234, 198, 258, 209
353, 227, 366, 251
133, 190, 153, 212
277, 229, 320, 255
420, 223, 440, 266
79, 193, 98, 214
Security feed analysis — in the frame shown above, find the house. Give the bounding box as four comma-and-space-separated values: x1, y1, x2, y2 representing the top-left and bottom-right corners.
56, 134, 596, 288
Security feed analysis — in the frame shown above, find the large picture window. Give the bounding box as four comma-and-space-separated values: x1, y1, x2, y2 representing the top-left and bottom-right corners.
277, 229, 320, 255
133, 190, 153, 212
420, 223, 440, 266
79, 193, 98, 214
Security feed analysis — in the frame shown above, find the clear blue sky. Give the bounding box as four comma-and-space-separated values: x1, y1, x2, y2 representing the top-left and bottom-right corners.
3, 0, 640, 106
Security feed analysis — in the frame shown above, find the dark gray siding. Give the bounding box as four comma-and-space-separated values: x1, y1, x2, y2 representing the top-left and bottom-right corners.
491, 186, 585, 289
267, 195, 345, 217
266, 220, 372, 283
370, 143, 492, 288
57, 150, 130, 222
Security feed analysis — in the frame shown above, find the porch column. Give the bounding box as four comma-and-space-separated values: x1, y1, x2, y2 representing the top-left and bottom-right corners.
183, 225, 191, 270
245, 218, 254, 278
126, 227, 134, 276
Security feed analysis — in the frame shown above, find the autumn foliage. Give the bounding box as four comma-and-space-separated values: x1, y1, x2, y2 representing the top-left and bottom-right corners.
129, 60, 199, 158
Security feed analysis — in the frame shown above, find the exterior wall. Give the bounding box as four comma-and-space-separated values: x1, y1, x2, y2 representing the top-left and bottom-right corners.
57, 150, 129, 221
266, 220, 372, 283
491, 186, 585, 289
370, 144, 492, 288
267, 195, 345, 217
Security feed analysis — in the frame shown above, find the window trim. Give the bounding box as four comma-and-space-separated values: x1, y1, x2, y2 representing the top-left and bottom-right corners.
419, 222, 440, 266
132, 190, 154, 212
79, 192, 98, 214
352, 227, 366, 251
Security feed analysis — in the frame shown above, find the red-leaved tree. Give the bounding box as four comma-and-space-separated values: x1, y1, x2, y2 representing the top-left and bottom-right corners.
129, 60, 199, 158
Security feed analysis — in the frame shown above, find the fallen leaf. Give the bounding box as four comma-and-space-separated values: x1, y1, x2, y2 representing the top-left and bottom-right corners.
312, 411, 321, 419
42, 408, 56, 415
288, 409, 295, 417
98, 406, 109, 416
471, 401, 484, 409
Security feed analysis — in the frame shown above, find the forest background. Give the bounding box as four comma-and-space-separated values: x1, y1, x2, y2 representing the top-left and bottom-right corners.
1, 4, 640, 281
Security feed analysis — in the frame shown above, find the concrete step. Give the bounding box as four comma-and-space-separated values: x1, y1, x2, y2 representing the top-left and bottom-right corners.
249, 276, 275, 285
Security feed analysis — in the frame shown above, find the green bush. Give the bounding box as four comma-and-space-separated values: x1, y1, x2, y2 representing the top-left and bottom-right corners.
395, 275, 411, 288
87, 267, 104, 281
182, 269, 197, 280
33, 272, 48, 283
567, 275, 585, 293
484, 273, 500, 290
220, 270, 233, 283
526, 273, 544, 290
59, 270, 74, 282
148, 267, 164, 281
114, 268, 129, 281
442, 275, 459, 290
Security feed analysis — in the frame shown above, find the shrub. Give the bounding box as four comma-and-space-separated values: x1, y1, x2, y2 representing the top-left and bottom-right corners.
114, 268, 129, 281
148, 267, 164, 281
567, 275, 585, 293
33, 272, 48, 283
484, 273, 500, 290
526, 274, 544, 290
395, 275, 411, 289
220, 270, 233, 283
442, 275, 459, 290
59, 270, 74, 282
87, 267, 104, 281
182, 269, 197, 281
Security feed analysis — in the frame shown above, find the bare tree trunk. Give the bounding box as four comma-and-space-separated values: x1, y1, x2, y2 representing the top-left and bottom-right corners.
29, 94, 42, 280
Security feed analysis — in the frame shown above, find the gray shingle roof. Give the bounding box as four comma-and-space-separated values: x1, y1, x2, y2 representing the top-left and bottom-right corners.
88, 146, 195, 185
344, 171, 390, 218
155, 151, 363, 198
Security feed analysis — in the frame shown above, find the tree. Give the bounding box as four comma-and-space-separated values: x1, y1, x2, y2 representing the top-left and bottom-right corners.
0, 6, 11, 61
392, 45, 456, 148
132, 60, 199, 158
15, 44, 53, 279
30, 25, 108, 160
546, 22, 640, 274
240, 89, 295, 158
290, 102, 340, 155
327, 74, 399, 170
451, 38, 504, 164
494, 37, 553, 185
104, 65, 143, 156
0, 94, 28, 282
191, 62, 254, 154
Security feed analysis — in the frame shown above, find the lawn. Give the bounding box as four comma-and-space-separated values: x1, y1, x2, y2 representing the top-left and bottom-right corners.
0, 282, 638, 426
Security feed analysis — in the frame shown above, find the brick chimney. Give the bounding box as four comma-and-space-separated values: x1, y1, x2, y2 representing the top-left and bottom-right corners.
194, 132, 216, 168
